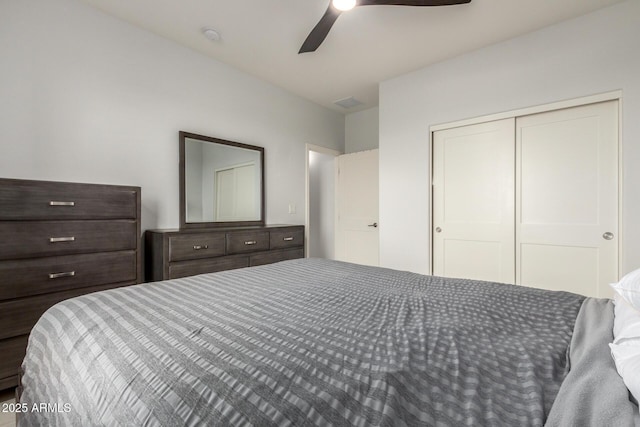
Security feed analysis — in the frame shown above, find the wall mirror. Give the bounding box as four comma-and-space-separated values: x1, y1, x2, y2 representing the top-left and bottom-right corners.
179, 131, 265, 229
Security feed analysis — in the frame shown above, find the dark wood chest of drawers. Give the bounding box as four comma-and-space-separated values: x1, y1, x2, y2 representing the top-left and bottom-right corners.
0, 178, 141, 391
145, 225, 304, 281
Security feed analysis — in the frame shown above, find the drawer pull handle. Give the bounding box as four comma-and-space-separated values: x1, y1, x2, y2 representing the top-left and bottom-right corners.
50, 236, 75, 243
283, 237, 294, 241
193, 245, 209, 250
244, 240, 257, 245
49, 271, 76, 279
49, 201, 75, 207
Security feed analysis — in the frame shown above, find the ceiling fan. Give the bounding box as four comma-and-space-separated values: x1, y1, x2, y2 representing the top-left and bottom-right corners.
299, 0, 472, 54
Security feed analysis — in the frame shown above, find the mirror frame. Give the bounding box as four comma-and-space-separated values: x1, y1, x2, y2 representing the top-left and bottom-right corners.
179, 131, 265, 229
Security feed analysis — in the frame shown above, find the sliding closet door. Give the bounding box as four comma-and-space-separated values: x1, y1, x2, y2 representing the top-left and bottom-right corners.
516, 100, 618, 297
433, 119, 515, 283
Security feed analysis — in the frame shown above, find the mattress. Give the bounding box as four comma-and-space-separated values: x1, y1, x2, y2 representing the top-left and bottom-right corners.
18, 258, 639, 426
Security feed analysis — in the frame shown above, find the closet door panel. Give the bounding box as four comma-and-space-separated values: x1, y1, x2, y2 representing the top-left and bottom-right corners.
433, 119, 515, 283
516, 100, 618, 297
519, 244, 599, 296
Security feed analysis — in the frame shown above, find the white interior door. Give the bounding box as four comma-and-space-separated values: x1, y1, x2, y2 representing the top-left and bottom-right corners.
433, 119, 515, 283
516, 100, 618, 297
335, 149, 379, 266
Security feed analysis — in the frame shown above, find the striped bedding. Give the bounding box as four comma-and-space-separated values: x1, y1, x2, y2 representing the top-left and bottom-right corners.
20, 258, 588, 426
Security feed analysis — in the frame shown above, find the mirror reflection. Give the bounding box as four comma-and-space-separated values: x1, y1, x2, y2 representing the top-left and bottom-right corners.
181, 133, 264, 226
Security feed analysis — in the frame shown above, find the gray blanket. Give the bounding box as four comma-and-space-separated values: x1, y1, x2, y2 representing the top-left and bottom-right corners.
546, 298, 640, 426
19, 258, 603, 426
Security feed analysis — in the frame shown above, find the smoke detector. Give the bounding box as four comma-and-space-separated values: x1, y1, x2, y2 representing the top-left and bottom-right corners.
202, 27, 221, 41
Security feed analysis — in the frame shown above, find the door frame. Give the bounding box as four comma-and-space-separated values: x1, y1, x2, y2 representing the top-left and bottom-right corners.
428, 90, 623, 278
305, 144, 342, 258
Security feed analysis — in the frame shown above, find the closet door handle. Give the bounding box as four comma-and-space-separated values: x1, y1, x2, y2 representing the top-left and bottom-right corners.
603, 232, 614, 240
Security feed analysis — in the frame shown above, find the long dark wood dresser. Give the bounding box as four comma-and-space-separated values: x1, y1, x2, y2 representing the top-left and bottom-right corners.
0, 178, 141, 391
145, 225, 304, 281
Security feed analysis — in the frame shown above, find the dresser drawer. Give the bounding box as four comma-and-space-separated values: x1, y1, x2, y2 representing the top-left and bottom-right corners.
169, 233, 226, 262
169, 256, 249, 279
0, 282, 133, 340
270, 228, 304, 250
0, 179, 138, 220
0, 220, 137, 260
250, 248, 304, 267
0, 251, 137, 301
226, 231, 269, 254
0, 335, 28, 382
145, 226, 305, 281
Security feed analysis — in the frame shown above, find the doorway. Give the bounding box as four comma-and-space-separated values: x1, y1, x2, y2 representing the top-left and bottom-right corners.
306, 145, 341, 259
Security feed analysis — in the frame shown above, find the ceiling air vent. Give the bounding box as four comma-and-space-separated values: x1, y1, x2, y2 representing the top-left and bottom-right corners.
333, 96, 363, 109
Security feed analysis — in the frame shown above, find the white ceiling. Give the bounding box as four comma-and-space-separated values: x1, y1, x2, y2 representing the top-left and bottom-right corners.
78, 0, 625, 114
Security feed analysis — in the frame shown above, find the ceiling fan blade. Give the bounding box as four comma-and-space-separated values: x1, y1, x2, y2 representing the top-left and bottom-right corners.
298, 0, 470, 54
359, 0, 471, 6
299, 4, 343, 54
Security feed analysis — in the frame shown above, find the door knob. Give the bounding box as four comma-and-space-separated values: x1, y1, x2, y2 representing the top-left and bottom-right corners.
368, 222, 378, 228
435, 227, 442, 233
603, 232, 614, 240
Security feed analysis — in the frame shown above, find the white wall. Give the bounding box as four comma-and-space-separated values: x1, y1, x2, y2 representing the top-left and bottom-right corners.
345, 107, 379, 153
0, 0, 344, 233
379, 0, 640, 276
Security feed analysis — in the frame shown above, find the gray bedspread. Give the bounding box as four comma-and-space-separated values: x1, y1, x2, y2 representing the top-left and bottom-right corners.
18, 258, 607, 426
546, 298, 640, 426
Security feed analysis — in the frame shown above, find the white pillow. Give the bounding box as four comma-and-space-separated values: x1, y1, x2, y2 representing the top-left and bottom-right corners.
610, 342, 640, 403
611, 268, 640, 311
613, 293, 640, 345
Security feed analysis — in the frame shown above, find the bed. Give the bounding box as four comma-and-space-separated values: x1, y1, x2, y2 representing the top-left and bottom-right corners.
18, 258, 640, 426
